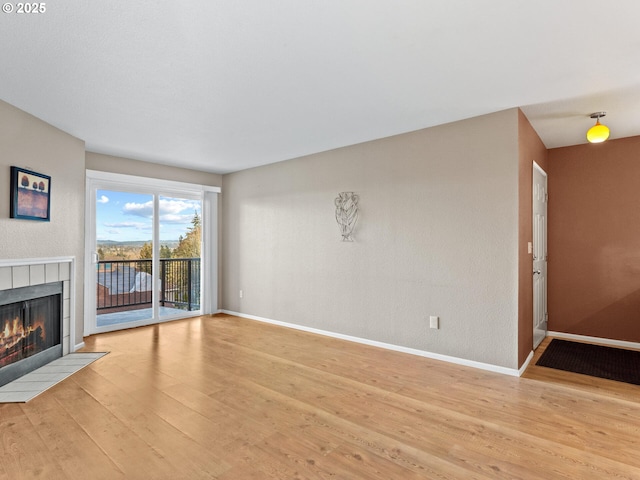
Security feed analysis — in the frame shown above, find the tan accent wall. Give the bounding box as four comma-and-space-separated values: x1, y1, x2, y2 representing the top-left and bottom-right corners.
517, 110, 548, 366
0, 99, 86, 346
222, 109, 521, 369
548, 136, 640, 342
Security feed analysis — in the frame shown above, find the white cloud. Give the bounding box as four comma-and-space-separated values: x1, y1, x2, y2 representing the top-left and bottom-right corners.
123, 199, 200, 225
160, 213, 195, 224
103, 221, 148, 229
123, 201, 154, 218
159, 198, 198, 215
97, 195, 109, 204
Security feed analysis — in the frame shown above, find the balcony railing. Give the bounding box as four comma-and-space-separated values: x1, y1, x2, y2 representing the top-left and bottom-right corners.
97, 258, 201, 312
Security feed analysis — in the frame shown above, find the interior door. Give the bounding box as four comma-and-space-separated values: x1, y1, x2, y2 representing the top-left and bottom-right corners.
533, 162, 548, 348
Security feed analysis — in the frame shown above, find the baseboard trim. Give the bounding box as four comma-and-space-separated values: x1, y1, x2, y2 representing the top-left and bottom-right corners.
548, 331, 640, 351
73, 341, 86, 352
220, 310, 521, 377
518, 350, 535, 376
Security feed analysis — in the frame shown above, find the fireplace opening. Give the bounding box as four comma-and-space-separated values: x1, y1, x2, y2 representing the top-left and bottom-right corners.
0, 282, 63, 387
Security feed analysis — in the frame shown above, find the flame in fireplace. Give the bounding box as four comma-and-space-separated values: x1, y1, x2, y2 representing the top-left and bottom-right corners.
2, 317, 23, 343
1, 316, 46, 361
2, 317, 44, 338
2, 318, 13, 339
3, 317, 26, 343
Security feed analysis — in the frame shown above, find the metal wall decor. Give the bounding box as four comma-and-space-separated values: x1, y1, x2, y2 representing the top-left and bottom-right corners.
335, 192, 359, 241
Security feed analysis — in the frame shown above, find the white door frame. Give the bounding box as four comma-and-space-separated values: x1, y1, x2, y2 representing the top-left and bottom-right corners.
84, 170, 220, 336
532, 162, 548, 348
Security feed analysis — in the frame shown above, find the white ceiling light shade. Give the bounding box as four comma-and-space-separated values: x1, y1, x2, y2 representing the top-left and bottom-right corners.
587, 112, 610, 143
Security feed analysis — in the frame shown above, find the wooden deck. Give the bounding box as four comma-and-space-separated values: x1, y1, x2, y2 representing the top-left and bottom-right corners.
2, 314, 640, 479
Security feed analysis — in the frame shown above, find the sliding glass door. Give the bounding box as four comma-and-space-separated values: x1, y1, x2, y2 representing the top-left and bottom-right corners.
95, 189, 156, 329
85, 171, 216, 335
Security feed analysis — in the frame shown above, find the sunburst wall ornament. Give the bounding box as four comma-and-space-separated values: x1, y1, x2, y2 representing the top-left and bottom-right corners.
335, 192, 359, 242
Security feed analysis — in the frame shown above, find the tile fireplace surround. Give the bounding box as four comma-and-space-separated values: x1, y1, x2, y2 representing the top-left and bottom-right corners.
0, 257, 75, 357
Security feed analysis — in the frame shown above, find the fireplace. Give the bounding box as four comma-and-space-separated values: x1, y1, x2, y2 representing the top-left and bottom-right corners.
0, 282, 63, 387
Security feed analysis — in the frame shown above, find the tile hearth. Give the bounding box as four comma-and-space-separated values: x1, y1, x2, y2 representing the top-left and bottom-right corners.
0, 352, 107, 403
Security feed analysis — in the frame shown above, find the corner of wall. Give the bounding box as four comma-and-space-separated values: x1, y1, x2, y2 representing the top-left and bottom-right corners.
517, 109, 549, 368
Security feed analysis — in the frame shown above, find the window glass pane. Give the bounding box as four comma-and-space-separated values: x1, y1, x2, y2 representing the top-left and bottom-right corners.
96, 190, 154, 328
158, 196, 202, 316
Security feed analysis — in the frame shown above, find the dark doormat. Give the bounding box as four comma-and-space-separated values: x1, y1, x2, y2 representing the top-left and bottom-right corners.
536, 338, 640, 386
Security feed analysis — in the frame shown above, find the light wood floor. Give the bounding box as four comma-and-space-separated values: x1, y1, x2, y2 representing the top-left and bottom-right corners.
2, 314, 640, 479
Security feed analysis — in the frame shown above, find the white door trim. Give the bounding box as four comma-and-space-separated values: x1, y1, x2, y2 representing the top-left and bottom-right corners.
533, 161, 546, 176
532, 161, 548, 349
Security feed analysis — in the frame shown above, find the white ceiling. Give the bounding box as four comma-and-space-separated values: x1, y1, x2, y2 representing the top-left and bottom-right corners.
1, 1, 639, 174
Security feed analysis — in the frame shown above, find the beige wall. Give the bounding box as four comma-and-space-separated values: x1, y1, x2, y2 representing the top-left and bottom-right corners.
86, 152, 223, 187
222, 109, 520, 369
0, 99, 86, 346
548, 136, 640, 343
517, 109, 548, 366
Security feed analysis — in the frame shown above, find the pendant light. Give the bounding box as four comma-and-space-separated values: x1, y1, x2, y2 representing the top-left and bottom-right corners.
586, 112, 610, 143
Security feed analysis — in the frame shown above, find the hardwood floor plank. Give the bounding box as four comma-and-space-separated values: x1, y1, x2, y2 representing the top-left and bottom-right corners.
70, 368, 229, 477
293, 424, 495, 480
0, 404, 67, 480
51, 380, 191, 479
207, 375, 500, 478
352, 388, 640, 479
162, 382, 278, 448
222, 432, 337, 480
5, 315, 640, 478
396, 378, 640, 466
19, 391, 126, 480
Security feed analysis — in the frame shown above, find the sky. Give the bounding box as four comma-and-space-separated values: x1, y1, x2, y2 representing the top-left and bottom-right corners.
96, 189, 201, 242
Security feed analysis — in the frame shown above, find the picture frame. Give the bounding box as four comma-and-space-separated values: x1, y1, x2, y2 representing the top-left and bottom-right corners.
10, 166, 51, 221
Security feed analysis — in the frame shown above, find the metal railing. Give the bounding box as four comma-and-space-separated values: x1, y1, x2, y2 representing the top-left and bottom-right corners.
97, 258, 201, 312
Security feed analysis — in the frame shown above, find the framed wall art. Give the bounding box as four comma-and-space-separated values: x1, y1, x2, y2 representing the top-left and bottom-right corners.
10, 166, 51, 221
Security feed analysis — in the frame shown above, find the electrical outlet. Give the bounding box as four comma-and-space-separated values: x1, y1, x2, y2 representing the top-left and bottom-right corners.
239, 289, 243, 299
429, 316, 439, 329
